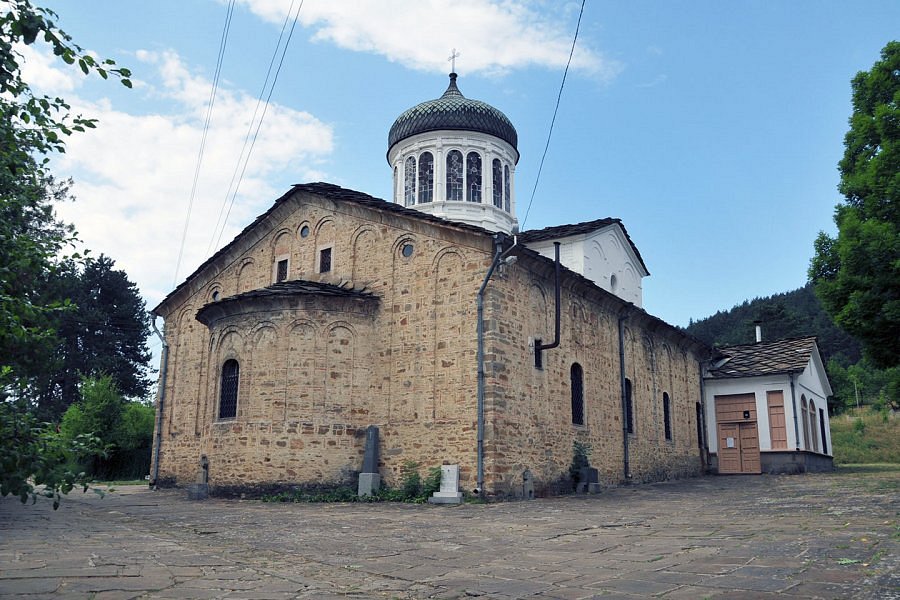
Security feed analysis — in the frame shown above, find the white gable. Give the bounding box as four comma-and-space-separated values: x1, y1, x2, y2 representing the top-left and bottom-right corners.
524, 223, 647, 307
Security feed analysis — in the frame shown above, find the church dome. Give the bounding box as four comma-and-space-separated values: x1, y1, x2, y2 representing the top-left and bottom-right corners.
388, 73, 518, 159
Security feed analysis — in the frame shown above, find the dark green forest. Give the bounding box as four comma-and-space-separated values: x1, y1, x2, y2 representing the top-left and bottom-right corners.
685, 284, 897, 414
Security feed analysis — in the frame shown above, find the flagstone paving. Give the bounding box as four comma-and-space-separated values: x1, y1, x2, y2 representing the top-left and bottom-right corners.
1, 465, 897, 599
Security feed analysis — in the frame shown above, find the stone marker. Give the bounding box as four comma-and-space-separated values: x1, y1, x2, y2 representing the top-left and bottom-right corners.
429, 464, 463, 504
187, 456, 210, 500
358, 425, 381, 497
522, 469, 534, 500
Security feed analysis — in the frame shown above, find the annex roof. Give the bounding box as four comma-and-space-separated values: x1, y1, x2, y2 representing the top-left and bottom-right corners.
519, 217, 650, 275
706, 336, 818, 379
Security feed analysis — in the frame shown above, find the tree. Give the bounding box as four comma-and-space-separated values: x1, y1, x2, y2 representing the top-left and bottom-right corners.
0, 0, 132, 507
809, 42, 900, 370
34, 256, 151, 421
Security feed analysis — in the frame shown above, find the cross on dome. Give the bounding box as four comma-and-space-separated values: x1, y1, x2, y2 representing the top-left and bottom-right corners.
448, 48, 460, 73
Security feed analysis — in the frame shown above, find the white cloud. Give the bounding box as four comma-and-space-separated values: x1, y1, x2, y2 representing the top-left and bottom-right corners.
36, 49, 334, 308
18, 43, 81, 92
234, 0, 620, 79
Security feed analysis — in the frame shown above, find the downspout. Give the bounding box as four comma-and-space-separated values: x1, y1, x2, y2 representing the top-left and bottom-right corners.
476, 234, 507, 496
618, 311, 631, 480
535, 243, 562, 354
150, 315, 169, 489
789, 372, 800, 451
698, 361, 709, 469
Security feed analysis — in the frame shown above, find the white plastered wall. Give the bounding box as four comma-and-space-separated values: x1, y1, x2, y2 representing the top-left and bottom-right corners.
525, 225, 645, 307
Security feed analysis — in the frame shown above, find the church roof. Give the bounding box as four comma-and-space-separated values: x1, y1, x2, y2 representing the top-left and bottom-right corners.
520, 217, 650, 275
706, 336, 818, 379
387, 73, 518, 159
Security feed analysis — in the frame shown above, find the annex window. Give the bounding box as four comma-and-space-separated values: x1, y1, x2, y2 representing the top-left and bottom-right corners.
418, 152, 434, 203
766, 391, 788, 449
446, 150, 463, 201
492, 158, 503, 208
219, 359, 239, 420
275, 258, 288, 283
404, 156, 416, 206
504, 165, 511, 212
818, 408, 828, 455
801, 396, 810, 450
319, 247, 332, 273
809, 400, 819, 453
571, 363, 584, 425
663, 392, 672, 441
625, 377, 634, 434
466, 152, 482, 203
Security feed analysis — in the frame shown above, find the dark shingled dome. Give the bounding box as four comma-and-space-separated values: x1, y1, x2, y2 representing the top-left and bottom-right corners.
388, 73, 518, 158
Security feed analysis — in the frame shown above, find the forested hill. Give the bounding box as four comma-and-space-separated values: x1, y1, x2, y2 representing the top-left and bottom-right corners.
684, 284, 861, 366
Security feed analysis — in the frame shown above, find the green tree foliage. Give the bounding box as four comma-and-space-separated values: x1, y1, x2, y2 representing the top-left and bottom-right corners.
1, 0, 132, 506
34, 256, 151, 421
809, 41, 900, 370
59, 376, 154, 480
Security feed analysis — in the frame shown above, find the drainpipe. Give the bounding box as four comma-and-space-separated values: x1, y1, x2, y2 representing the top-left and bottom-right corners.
535, 243, 562, 355
789, 372, 800, 451
151, 315, 169, 489
698, 361, 708, 468
476, 235, 505, 497
618, 311, 631, 480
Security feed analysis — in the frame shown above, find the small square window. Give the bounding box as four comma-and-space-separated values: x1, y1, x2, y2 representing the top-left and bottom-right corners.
534, 338, 543, 369
276, 258, 288, 282
319, 247, 332, 273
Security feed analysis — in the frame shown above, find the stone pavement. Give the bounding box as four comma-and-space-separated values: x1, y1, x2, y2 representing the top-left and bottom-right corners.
1, 466, 897, 599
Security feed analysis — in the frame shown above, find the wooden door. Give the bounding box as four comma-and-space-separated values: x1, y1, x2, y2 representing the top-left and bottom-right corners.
739, 422, 761, 473
717, 423, 741, 474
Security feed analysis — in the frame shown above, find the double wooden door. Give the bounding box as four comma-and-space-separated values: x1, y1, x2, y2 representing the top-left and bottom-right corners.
715, 394, 761, 474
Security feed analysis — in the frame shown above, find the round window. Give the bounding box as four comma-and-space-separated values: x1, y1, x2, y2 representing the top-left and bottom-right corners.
401, 243, 414, 258
299, 225, 310, 238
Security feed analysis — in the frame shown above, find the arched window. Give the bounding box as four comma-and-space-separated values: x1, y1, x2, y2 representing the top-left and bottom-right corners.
504, 165, 511, 212
571, 363, 584, 425
625, 378, 634, 434
404, 156, 416, 206
809, 400, 819, 453
393, 166, 398, 202
219, 359, 239, 419
466, 152, 482, 203
446, 150, 463, 201
492, 158, 503, 208
418, 152, 434, 203
801, 396, 810, 450
663, 392, 672, 440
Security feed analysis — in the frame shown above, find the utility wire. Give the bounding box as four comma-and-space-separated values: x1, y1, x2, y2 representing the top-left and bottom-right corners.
209, 0, 304, 252
172, 0, 235, 286
520, 0, 585, 231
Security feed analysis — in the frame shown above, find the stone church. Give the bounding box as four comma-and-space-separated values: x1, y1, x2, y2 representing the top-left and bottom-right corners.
150, 73, 712, 497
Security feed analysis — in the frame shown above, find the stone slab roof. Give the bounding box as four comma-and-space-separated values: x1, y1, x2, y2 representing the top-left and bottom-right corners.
519, 217, 649, 276
706, 336, 818, 379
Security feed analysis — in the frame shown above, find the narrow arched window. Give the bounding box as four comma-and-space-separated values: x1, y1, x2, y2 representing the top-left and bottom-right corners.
466, 152, 482, 203
801, 396, 810, 450
492, 159, 503, 208
571, 363, 584, 425
663, 392, 672, 441
625, 378, 634, 434
809, 400, 819, 453
404, 156, 416, 206
504, 165, 511, 212
446, 150, 463, 201
418, 152, 434, 203
219, 359, 239, 419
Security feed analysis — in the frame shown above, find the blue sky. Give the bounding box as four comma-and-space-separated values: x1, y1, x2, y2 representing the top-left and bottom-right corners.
29, 0, 899, 336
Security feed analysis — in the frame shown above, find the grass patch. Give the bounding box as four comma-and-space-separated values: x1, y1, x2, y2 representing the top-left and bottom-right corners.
830, 408, 900, 465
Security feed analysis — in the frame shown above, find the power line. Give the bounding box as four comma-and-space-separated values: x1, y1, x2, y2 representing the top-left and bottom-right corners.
520, 0, 585, 231
209, 0, 305, 252
172, 0, 236, 286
